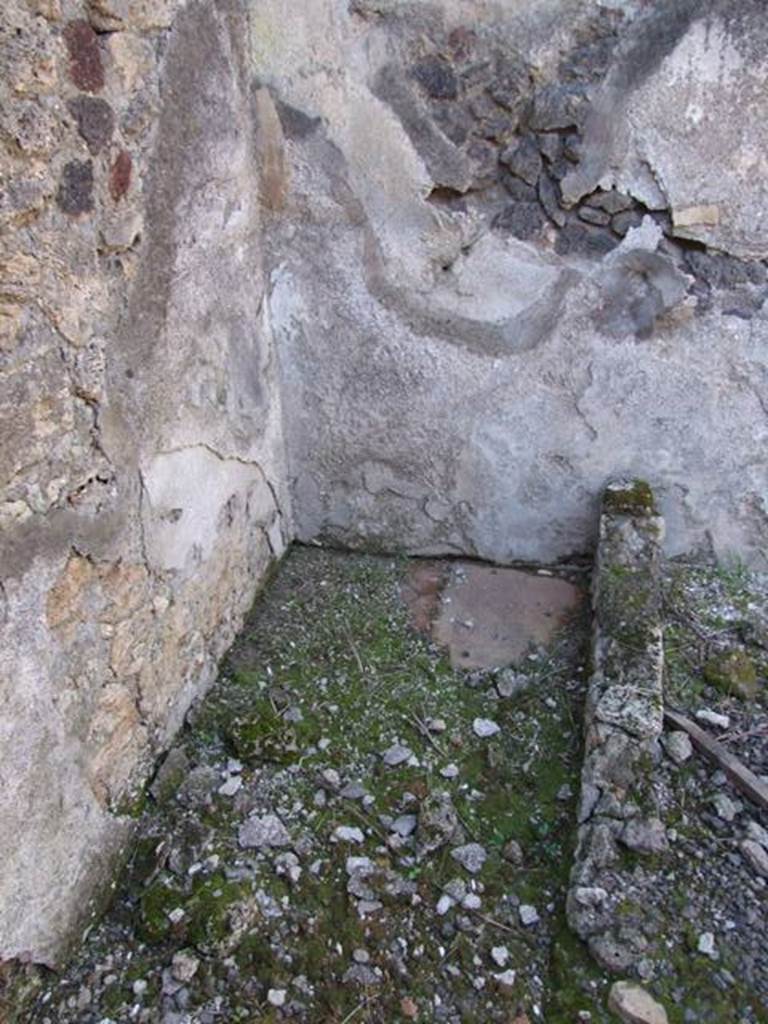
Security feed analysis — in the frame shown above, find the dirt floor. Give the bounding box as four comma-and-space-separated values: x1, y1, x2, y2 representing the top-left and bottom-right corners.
23, 547, 768, 1024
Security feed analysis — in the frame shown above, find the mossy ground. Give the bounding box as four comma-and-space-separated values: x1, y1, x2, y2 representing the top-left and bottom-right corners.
662, 559, 768, 710
28, 549, 768, 1024
612, 558, 768, 1024
30, 547, 598, 1023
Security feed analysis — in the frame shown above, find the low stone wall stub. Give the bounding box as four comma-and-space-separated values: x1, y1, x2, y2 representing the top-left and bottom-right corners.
567, 479, 668, 974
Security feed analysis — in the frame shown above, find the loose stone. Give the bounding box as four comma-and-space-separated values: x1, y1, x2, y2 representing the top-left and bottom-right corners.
745, 820, 768, 849
391, 814, 418, 837
333, 825, 365, 844
695, 709, 730, 730
346, 856, 373, 875
697, 932, 717, 959
171, 950, 199, 983
493, 969, 517, 994
502, 838, 524, 865
427, 718, 447, 733
217, 776, 242, 797
741, 839, 768, 877
321, 768, 341, 789
711, 793, 739, 822
519, 904, 540, 926
382, 743, 413, 767
400, 996, 419, 1018
661, 731, 693, 765
450, 843, 488, 874
436, 894, 455, 916
443, 879, 466, 901
343, 963, 380, 986
620, 817, 669, 855
607, 981, 669, 1024
340, 781, 367, 800
496, 671, 530, 698
490, 945, 509, 967
473, 718, 500, 738
238, 813, 291, 849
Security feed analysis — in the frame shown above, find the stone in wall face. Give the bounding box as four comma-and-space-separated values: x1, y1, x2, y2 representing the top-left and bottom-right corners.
56, 159, 94, 215
109, 149, 132, 201
412, 56, 459, 100
63, 19, 105, 93
67, 96, 115, 155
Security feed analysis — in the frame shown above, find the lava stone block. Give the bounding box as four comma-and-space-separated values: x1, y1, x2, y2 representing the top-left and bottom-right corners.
56, 160, 94, 215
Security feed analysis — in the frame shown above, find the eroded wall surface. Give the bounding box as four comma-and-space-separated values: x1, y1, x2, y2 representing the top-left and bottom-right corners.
0, 0, 290, 965
259, 0, 768, 565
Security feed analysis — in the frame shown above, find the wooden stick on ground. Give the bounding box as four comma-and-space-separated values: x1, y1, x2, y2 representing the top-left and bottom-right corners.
664, 707, 768, 812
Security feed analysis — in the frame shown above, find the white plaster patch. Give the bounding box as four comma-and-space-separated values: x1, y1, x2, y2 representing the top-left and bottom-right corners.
141, 446, 273, 573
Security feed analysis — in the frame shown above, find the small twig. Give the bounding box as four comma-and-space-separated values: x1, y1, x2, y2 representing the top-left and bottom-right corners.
434, 881, 518, 935
665, 707, 768, 812
340, 997, 369, 1024
453, 808, 480, 843
719, 724, 768, 744
405, 712, 445, 758
469, 909, 519, 935
344, 625, 367, 679
663, 598, 735, 647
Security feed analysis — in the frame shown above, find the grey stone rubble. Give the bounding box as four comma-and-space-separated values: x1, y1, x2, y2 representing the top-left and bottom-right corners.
608, 980, 669, 1024
450, 843, 488, 875
17, 546, 768, 1021
237, 813, 291, 850
660, 731, 692, 766
567, 480, 667, 972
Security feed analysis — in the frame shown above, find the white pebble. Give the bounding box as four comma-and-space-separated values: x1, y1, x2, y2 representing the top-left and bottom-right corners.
695, 709, 730, 729
217, 776, 242, 797
436, 894, 455, 916
519, 904, 540, 927
473, 718, 500, 738
698, 932, 717, 957
333, 826, 365, 844
267, 988, 287, 1007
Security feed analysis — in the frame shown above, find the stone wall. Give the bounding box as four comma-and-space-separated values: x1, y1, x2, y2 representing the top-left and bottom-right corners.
261, 0, 768, 566
0, 0, 290, 966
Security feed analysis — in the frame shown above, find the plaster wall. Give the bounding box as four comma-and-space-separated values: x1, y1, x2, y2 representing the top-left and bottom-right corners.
258, 0, 768, 566
0, 0, 290, 965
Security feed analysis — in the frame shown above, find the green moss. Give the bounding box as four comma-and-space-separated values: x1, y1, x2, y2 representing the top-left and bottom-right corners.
185, 873, 251, 952
137, 878, 186, 944
0, 963, 47, 1024
124, 835, 164, 888
603, 479, 657, 517
113, 784, 148, 819
703, 649, 759, 700
544, 910, 610, 1020
234, 933, 275, 984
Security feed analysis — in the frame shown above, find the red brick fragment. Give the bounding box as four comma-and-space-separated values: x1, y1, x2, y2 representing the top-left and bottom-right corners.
63, 19, 104, 93
110, 150, 132, 202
